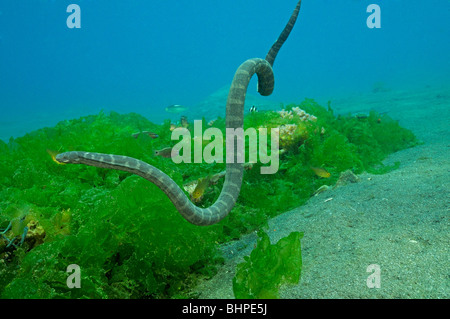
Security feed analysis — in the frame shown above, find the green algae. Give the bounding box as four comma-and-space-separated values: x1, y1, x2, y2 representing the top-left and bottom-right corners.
233, 231, 303, 299
0, 100, 418, 298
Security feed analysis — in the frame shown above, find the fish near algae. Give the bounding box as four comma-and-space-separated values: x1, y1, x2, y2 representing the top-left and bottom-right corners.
192, 176, 212, 203
310, 166, 331, 178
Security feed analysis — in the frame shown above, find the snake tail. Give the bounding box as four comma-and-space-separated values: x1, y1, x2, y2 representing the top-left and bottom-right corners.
265, 0, 302, 67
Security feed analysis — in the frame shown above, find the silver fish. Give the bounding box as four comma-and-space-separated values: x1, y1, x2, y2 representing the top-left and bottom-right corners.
165, 104, 187, 113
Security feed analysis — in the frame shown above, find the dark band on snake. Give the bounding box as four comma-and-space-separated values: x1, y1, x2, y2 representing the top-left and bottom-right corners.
56, 1, 302, 226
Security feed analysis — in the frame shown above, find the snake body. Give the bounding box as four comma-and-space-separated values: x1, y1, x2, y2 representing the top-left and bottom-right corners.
56, 1, 302, 226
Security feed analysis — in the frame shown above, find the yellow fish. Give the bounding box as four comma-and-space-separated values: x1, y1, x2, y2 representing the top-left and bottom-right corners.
46, 149, 65, 165
192, 176, 211, 202
310, 166, 331, 178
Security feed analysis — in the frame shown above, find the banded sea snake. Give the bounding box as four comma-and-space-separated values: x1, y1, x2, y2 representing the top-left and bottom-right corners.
56, 1, 303, 226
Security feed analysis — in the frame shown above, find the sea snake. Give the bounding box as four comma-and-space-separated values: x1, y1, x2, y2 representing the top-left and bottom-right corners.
56, 1, 302, 226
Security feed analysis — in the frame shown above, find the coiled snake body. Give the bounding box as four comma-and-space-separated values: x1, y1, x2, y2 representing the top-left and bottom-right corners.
56, 1, 302, 226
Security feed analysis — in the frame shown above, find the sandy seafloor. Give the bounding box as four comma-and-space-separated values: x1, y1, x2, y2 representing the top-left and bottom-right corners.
191, 85, 450, 299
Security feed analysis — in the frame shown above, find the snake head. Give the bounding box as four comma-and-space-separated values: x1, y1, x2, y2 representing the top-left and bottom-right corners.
55, 151, 81, 164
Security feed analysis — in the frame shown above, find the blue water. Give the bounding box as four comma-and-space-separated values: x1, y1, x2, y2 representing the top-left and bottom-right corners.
0, 0, 449, 140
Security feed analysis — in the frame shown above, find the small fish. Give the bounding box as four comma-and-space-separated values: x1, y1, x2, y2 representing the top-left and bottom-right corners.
192, 176, 211, 202
355, 113, 368, 120
46, 149, 65, 165
165, 104, 187, 114
249, 105, 258, 113
131, 131, 159, 139
154, 147, 174, 158
180, 116, 189, 128
310, 166, 331, 178
207, 118, 217, 126
169, 123, 177, 131
354, 111, 387, 120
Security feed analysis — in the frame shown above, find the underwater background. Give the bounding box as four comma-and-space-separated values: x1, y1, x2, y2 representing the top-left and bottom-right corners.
0, 0, 449, 299
0, 0, 449, 139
